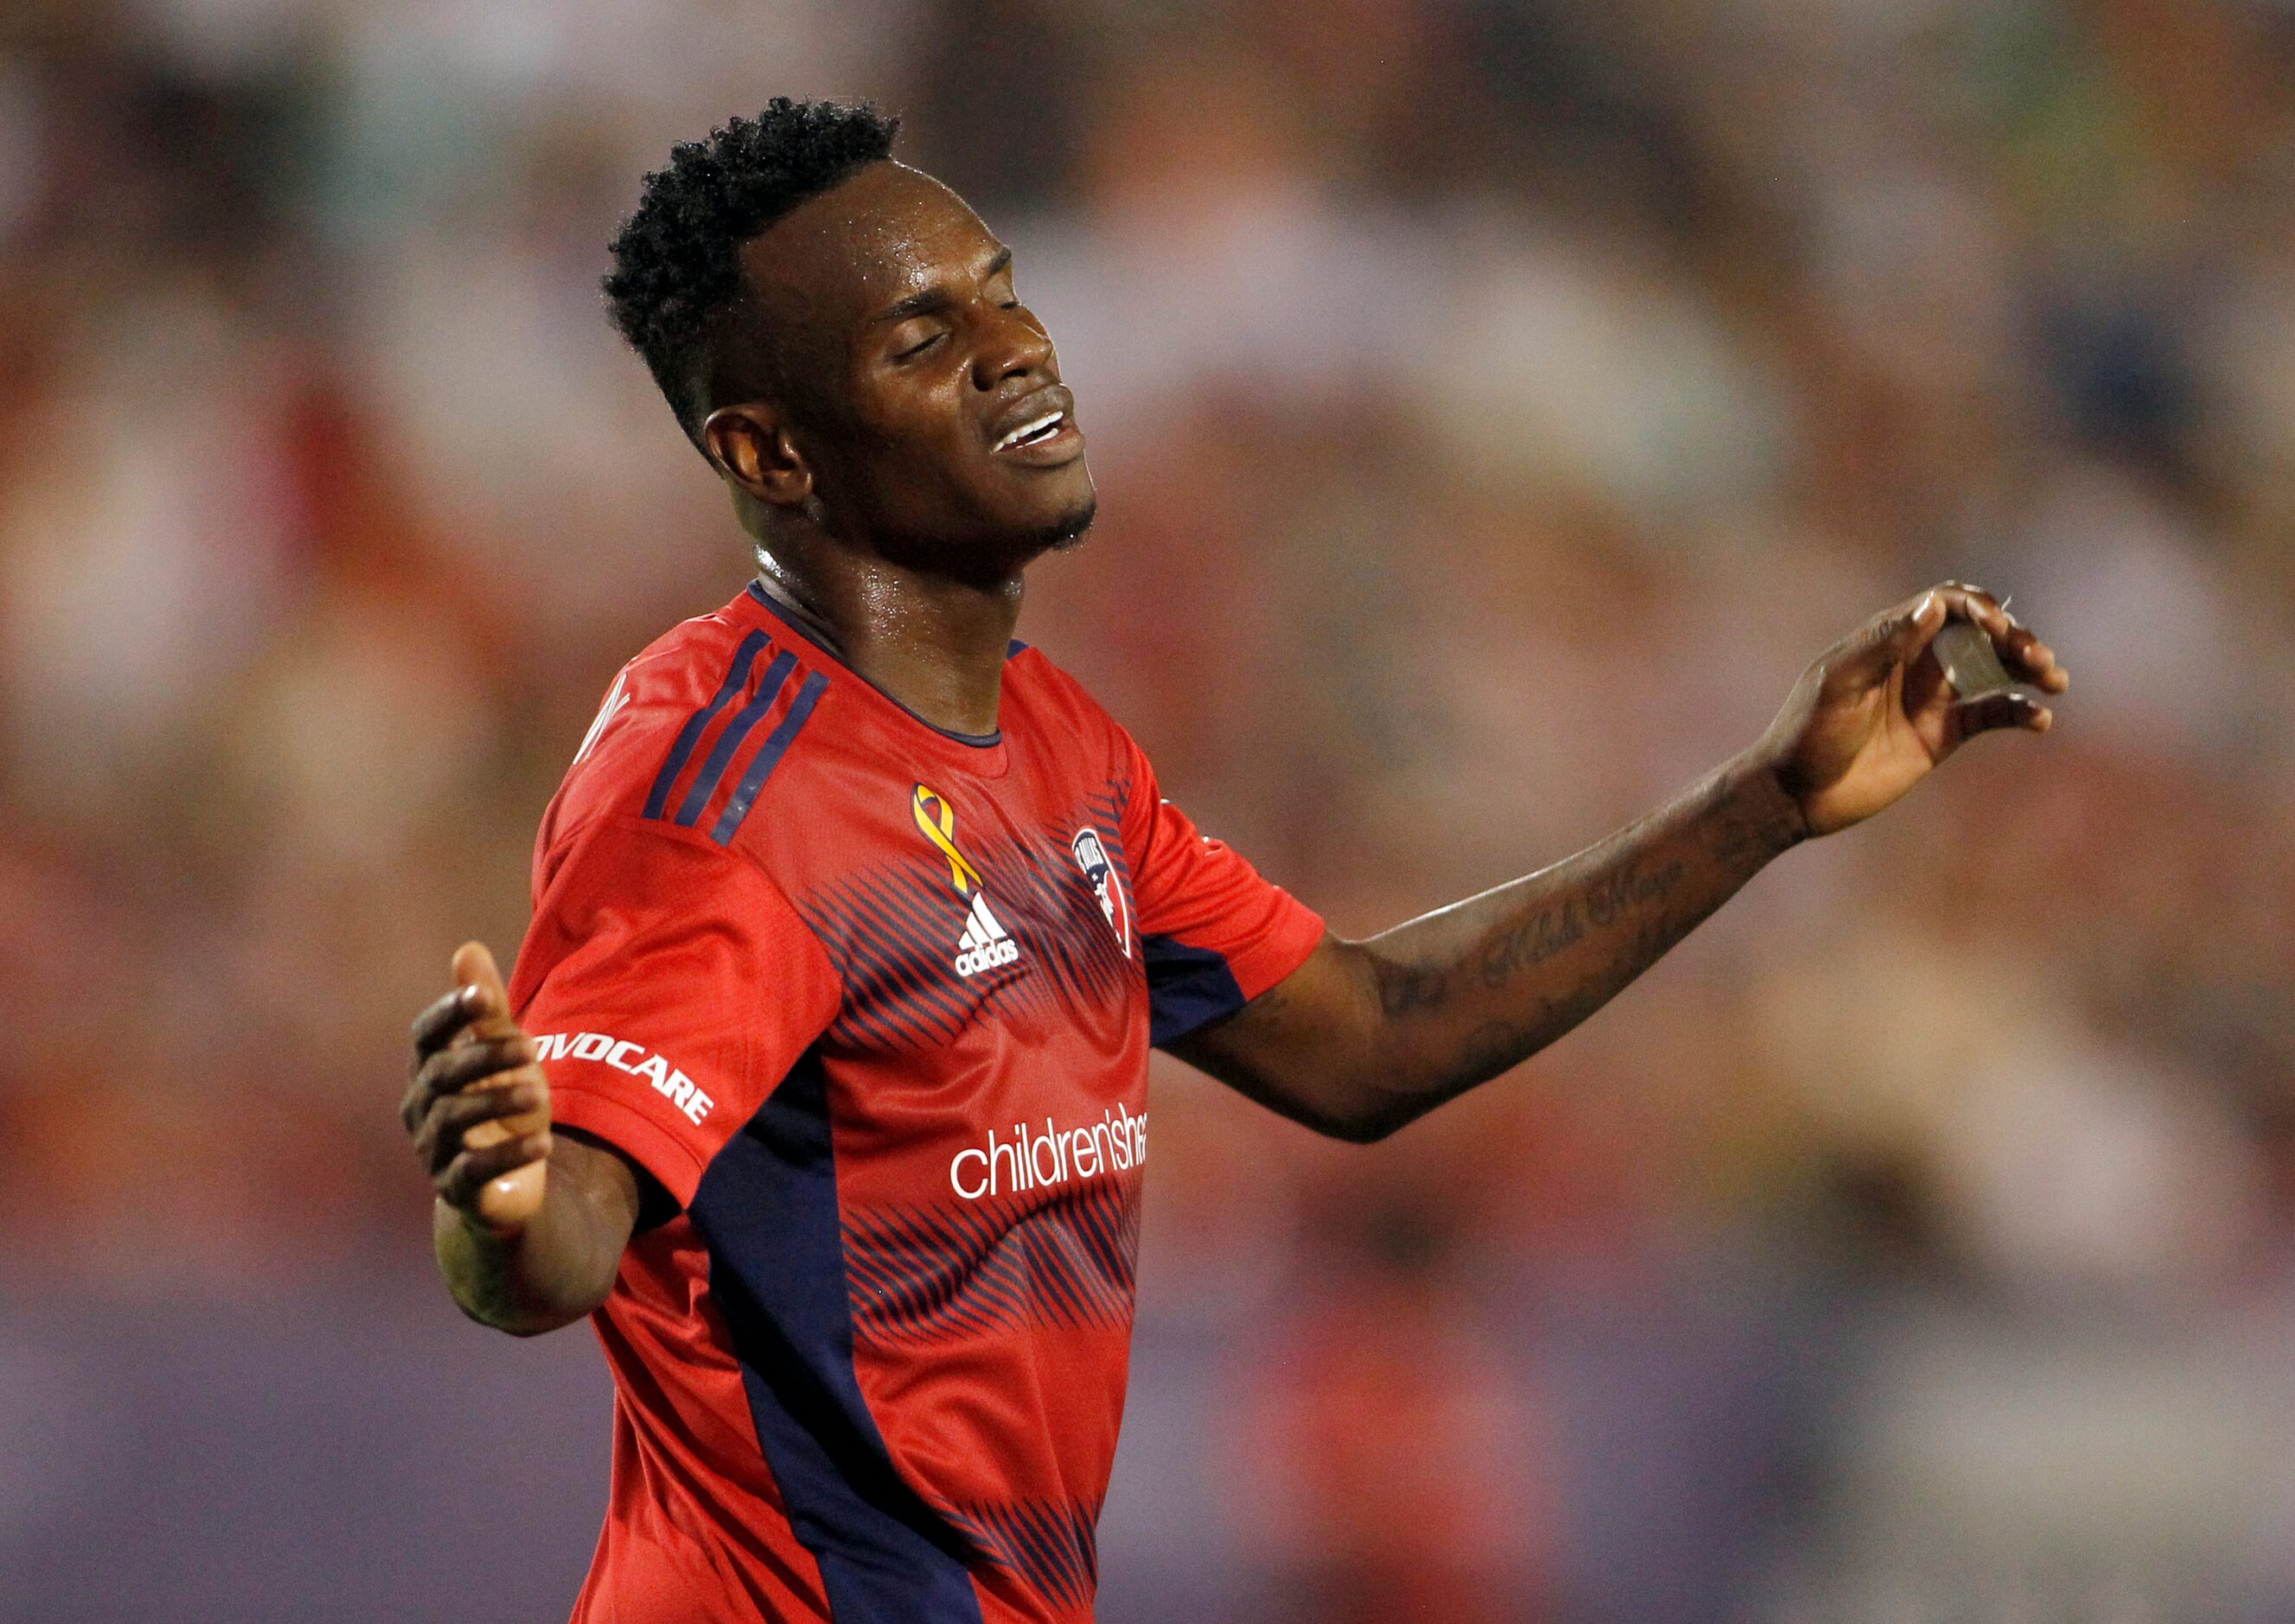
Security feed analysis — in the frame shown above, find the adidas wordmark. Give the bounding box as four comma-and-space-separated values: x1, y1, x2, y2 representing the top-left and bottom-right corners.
953, 892, 1020, 976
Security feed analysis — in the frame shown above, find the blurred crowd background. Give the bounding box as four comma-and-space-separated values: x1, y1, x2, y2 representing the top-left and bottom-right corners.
3, 0, 2293, 1618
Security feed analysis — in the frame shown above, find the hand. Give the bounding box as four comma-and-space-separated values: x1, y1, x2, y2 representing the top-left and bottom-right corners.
400, 943, 552, 1233
1757, 582, 2069, 837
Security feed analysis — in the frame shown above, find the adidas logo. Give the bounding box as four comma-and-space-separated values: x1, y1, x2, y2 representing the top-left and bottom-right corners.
953, 892, 1021, 977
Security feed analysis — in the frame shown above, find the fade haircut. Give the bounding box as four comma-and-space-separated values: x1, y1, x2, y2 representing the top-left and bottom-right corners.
604, 99, 901, 446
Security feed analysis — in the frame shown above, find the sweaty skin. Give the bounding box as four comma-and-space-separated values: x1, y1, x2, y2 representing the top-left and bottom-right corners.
403, 158, 2070, 1334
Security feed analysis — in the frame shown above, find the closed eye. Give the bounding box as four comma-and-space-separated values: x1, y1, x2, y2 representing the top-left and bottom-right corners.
896, 331, 944, 361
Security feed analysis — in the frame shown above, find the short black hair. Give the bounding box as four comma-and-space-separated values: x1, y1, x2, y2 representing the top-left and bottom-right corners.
604, 99, 900, 444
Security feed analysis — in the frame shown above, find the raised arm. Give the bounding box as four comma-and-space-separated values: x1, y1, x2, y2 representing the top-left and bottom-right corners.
1169, 583, 2068, 1141
401, 961, 642, 1336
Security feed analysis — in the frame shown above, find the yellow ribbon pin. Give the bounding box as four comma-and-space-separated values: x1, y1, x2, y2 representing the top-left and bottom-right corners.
912, 784, 983, 895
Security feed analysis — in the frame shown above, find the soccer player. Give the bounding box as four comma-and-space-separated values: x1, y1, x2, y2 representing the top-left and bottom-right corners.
400, 100, 2067, 1624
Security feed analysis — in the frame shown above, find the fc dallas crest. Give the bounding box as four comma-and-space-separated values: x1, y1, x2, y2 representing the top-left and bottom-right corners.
1071, 828, 1130, 958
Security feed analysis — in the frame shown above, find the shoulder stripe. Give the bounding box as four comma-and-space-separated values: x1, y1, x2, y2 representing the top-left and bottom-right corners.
642, 630, 769, 820
711, 669, 829, 845
673, 649, 798, 828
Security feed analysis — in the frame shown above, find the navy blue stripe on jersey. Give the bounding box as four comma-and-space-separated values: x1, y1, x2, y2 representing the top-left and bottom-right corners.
674, 649, 798, 828
1141, 935, 1248, 1047
690, 1053, 986, 1624
644, 630, 770, 821
713, 668, 830, 845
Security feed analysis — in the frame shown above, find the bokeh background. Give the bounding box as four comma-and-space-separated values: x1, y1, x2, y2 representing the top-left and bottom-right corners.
3, 0, 2293, 1618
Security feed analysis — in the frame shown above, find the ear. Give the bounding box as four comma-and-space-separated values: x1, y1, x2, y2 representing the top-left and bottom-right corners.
703, 404, 814, 508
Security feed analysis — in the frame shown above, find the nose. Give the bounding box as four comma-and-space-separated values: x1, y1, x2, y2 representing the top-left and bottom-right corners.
971, 304, 1053, 393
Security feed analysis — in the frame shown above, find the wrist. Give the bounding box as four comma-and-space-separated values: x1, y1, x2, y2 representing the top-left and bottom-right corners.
1718, 745, 1812, 858
436, 1193, 528, 1254
433, 1200, 546, 1333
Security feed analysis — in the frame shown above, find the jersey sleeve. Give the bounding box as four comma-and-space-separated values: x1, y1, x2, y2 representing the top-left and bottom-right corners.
507, 815, 841, 1207
1120, 740, 1326, 1049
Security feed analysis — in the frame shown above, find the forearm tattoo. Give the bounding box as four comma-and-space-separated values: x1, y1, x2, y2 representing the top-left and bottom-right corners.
1363, 763, 1798, 1112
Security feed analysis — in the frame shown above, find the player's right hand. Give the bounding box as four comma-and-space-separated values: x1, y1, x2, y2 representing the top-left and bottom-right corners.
400, 943, 553, 1230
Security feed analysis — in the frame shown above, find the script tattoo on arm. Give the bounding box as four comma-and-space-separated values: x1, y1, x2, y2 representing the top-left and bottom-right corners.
1341, 757, 1803, 1136
1168, 751, 1806, 1143
1374, 959, 1451, 1018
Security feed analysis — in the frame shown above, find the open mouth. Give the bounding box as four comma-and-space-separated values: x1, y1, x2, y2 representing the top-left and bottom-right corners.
995, 410, 1067, 452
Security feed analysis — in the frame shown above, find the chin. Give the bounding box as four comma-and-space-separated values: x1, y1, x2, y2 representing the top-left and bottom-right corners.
1007, 457, 1096, 548
878, 483, 1098, 579
992, 488, 1096, 561
1035, 492, 1098, 553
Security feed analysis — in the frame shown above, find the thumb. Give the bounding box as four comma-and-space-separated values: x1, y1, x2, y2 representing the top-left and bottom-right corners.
451, 941, 520, 1040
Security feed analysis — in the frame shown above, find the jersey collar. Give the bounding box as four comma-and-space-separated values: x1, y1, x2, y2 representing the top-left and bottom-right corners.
730, 581, 1016, 777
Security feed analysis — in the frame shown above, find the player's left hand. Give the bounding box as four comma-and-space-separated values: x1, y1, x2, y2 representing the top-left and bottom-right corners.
1756, 582, 2069, 838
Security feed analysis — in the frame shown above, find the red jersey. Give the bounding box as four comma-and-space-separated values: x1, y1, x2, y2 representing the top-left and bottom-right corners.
508, 582, 1324, 1624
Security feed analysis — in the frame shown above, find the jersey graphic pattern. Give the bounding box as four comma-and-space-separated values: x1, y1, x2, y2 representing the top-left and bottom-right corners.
949, 1498, 1101, 1612
841, 1172, 1141, 1347
798, 787, 1138, 1057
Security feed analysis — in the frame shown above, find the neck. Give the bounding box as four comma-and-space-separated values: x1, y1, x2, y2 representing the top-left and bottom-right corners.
752, 542, 1020, 738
